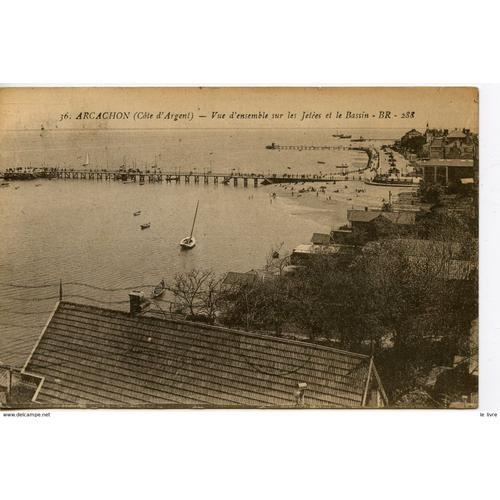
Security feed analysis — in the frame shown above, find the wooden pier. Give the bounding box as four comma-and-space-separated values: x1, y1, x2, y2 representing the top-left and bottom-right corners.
266, 143, 349, 151
3, 164, 372, 185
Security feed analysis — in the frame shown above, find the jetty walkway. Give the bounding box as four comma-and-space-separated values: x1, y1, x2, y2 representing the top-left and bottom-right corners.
2, 168, 371, 186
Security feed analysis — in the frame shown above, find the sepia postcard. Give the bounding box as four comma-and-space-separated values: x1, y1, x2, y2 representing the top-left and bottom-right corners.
0, 87, 478, 409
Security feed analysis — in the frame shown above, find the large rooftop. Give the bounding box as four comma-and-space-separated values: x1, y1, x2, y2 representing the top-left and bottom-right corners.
22, 301, 387, 408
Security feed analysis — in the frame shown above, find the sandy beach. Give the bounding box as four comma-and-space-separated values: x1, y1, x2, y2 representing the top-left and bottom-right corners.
263, 179, 417, 229
260, 142, 418, 230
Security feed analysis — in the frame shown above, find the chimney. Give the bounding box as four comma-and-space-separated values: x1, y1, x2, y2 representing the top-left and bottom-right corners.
294, 382, 307, 406
129, 290, 150, 317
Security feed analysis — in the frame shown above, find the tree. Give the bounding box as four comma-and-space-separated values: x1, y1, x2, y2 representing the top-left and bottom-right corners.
170, 269, 221, 322
197, 273, 225, 323
418, 182, 445, 205
400, 135, 426, 155
218, 278, 265, 331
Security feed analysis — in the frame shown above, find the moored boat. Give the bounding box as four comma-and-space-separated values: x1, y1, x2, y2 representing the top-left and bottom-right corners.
180, 200, 199, 249
140, 222, 151, 229
151, 279, 167, 298
180, 236, 196, 249
133, 210, 141, 216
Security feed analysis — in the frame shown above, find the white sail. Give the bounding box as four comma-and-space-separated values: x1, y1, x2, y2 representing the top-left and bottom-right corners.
82, 153, 90, 167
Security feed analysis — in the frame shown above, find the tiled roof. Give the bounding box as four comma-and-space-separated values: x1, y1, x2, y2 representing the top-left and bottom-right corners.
22, 302, 386, 408
0, 368, 9, 389
347, 210, 381, 223
311, 233, 331, 245
378, 212, 416, 225
403, 129, 423, 137
347, 210, 416, 225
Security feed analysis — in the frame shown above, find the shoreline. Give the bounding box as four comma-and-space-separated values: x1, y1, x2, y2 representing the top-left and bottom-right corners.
262, 180, 417, 229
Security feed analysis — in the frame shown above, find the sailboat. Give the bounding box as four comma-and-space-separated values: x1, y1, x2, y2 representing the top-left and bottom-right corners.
82, 153, 90, 167
180, 200, 199, 249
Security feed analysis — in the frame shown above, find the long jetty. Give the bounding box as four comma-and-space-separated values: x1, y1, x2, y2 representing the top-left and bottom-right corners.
2, 167, 370, 186
265, 143, 349, 151
2, 147, 376, 185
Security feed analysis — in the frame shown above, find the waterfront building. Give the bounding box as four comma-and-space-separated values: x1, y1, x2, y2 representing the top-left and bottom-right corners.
330, 228, 354, 245
290, 243, 357, 266
12, 300, 388, 408
310, 232, 331, 245
401, 128, 424, 141
346, 208, 417, 240
416, 158, 475, 185
428, 137, 446, 159
420, 128, 475, 160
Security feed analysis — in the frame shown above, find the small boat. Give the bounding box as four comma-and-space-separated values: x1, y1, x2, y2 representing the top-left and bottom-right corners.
151, 279, 167, 299
180, 200, 199, 249
317, 161, 326, 165
180, 236, 196, 248
1, 182, 9, 188
140, 223, 151, 230
133, 210, 141, 216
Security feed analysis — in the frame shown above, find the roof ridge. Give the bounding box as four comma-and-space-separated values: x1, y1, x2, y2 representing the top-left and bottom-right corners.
22, 300, 61, 373
58, 301, 370, 360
